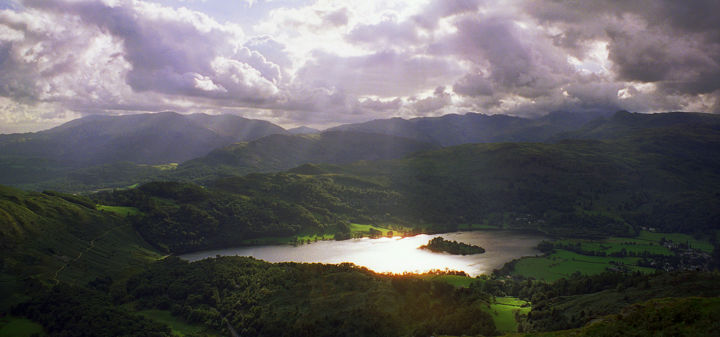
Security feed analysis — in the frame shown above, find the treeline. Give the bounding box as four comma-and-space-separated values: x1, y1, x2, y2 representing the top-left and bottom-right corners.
91, 175, 406, 253
120, 256, 498, 337
421, 237, 485, 255
12, 283, 173, 337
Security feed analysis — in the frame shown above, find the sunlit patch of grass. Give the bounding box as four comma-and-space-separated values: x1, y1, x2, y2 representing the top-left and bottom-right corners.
149, 163, 178, 171
488, 297, 531, 333
136, 309, 219, 337
420, 274, 474, 288
96, 204, 141, 217
0, 316, 44, 337
512, 250, 655, 282
349, 223, 400, 236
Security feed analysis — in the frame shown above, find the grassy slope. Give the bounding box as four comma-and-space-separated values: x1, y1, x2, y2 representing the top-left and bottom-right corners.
513, 249, 656, 282
491, 297, 532, 333
136, 309, 219, 337
0, 185, 161, 311
0, 316, 44, 337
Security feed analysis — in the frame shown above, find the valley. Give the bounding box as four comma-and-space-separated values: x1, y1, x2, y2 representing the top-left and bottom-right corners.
1, 111, 720, 337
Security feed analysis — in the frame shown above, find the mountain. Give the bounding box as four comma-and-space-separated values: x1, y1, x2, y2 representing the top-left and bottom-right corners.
287, 126, 320, 134
0, 112, 286, 187
328, 111, 614, 145
0, 111, 286, 166
554, 110, 720, 140
175, 130, 438, 180
0, 185, 161, 309
186, 113, 287, 141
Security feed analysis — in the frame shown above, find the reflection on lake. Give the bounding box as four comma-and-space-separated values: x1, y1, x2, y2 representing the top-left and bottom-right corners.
180, 231, 545, 276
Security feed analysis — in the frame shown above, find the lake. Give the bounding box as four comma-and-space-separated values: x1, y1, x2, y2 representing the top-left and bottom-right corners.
180, 230, 546, 276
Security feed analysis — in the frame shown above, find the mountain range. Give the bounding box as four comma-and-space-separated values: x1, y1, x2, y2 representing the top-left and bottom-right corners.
2, 110, 719, 192
0, 111, 286, 166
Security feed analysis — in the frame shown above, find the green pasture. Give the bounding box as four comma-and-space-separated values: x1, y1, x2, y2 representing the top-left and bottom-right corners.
136, 309, 216, 337
349, 223, 400, 236
512, 250, 655, 282
96, 204, 141, 217
0, 316, 44, 337
422, 274, 475, 288
489, 297, 531, 333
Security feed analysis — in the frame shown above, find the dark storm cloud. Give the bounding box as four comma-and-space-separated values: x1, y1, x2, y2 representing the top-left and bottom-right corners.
524, 0, 720, 109
434, 15, 573, 99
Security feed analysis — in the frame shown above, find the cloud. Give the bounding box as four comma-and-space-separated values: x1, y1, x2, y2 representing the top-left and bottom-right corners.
523, 0, 720, 111
0, 0, 718, 132
409, 86, 453, 114
296, 49, 464, 97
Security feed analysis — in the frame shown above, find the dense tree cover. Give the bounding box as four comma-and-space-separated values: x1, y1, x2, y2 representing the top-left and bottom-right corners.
516, 297, 720, 337
421, 237, 486, 255
12, 283, 173, 337
92, 177, 401, 252
121, 256, 497, 337
576, 297, 720, 337
175, 131, 437, 182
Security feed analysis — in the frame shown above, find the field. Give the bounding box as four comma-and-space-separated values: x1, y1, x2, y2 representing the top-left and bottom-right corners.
421, 274, 475, 288
239, 223, 401, 245
0, 316, 44, 337
136, 309, 218, 337
348, 223, 400, 236
635, 231, 713, 252
489, 297, 531, 333
96, 204, 141, 217
510, 230, 712, 281
512, 249, 656, 282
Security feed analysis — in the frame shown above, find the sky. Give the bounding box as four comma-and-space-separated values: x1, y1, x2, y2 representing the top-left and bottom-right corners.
0, 0, 718, 133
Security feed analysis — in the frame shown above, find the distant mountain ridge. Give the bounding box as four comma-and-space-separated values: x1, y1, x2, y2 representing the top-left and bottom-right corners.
0, 111, 286, 166
176, 130, 438, 180
328, 110, 615, 145
287, 126, 320, 134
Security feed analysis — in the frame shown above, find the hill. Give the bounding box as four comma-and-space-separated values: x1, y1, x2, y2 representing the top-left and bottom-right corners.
287, 126, 320, 134
0, 185, 161, 311
0, 111, 286, 166
555, 110, 720, 140
175, 131, 438, 181
0, 112, 286, 187
328, 110, 613, 145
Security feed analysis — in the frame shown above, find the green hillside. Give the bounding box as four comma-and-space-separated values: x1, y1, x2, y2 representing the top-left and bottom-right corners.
0, 185, 161, 311
174, 130, 438, 182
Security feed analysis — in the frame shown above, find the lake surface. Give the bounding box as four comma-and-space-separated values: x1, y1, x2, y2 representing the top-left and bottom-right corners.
180, 231, 546, 276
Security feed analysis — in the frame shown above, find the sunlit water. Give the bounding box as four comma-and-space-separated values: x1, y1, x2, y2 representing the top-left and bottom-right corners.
180, 231, 546, 276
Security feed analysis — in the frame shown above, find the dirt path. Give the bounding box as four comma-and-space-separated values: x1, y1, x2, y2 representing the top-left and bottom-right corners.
51, 225, 125, 285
